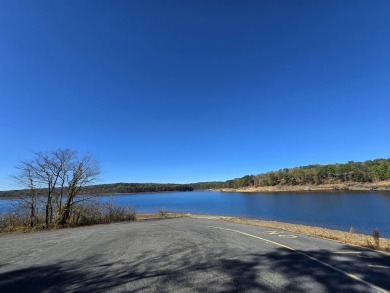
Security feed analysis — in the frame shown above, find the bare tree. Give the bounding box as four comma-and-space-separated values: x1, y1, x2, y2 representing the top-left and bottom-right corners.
13, 149, 100, 228
13, 161, 38, 227
58, 153, 100, 225
33, 151, 63, 226
53, 149, 76, 222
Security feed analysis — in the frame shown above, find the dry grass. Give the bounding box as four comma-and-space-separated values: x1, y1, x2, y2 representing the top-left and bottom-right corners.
0, 200, 137, 233
0, 206, 190, 233
200, 215, 390, 252
136, 212, 190, 220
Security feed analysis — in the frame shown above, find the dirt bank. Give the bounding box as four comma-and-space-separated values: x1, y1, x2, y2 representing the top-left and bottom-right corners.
214, 180, 390, 193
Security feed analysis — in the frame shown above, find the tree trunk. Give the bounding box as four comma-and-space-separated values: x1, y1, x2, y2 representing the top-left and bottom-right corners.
45, 192, 53, 227
45, 205, 49, 227
49, 202, 53, 224
59, 191, 74, 226
30, 196, 35, 228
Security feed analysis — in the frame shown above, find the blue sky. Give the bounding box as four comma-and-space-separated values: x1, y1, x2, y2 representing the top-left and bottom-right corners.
1, 1, 390, 190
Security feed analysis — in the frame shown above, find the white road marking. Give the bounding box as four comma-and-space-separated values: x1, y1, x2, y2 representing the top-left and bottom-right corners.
278, 234, 298, 238
264, 230, 297, 238
368, 265, 390, 269
209, 225, 389, 293
265, 231, 280, 235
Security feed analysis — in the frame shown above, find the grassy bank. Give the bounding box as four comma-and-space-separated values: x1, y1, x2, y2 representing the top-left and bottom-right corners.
215, 180, 390, 192
190, 215, 390, 252
0, 210, 188, 233
0, 200, 187, 233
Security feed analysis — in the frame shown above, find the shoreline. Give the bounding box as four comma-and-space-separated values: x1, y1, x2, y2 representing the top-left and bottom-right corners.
187, 214, 390, 253
1, 211, 389, 252
212, 180, 390, 193
2, 180, 390, 198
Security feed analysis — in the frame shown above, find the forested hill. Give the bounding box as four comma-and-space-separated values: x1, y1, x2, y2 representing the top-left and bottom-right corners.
222, 158, 390, 189
0, 181, 228, 198
0, 183, 194, 198
1, 158, 390, 197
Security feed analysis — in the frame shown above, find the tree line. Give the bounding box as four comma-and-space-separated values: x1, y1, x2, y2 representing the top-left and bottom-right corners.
2, 156, 390, 212
78, 182, 194, 194
222, 158, 390, 189
0, 183, 195, 199
0, 181, 226, 197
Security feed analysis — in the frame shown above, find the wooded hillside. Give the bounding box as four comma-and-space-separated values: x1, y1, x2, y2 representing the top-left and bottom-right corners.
224, 158, 390, 189
1, 158, 389, 197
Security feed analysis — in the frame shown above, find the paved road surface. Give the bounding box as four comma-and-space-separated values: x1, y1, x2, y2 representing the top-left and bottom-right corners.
1, 217, 389, 292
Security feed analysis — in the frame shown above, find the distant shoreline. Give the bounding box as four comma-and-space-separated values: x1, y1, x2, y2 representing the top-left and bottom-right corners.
2, 180, 390, 198
213, 180, 390, 193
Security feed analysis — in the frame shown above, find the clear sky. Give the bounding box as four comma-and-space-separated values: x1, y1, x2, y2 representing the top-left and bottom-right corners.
1, 1, 390, 190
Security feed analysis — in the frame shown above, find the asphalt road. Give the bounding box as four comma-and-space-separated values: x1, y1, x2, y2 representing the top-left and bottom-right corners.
1, 217, 389, 293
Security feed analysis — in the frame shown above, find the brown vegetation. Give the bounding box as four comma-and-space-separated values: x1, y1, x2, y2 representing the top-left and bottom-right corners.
136, 212, 190, 220
0, 200, 136, 233
198, 215, 390, 252
0, 202, 189, 233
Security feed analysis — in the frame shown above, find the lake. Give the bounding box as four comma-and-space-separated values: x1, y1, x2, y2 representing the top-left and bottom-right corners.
1, 191, 390, 237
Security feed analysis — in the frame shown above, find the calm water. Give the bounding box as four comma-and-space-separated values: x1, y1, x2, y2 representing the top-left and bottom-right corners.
1, 191, 390, 236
